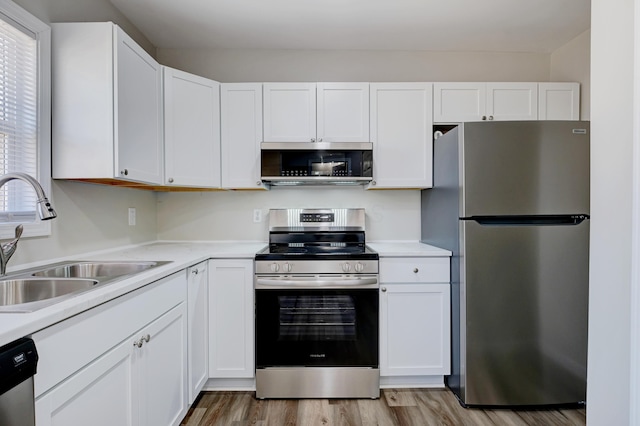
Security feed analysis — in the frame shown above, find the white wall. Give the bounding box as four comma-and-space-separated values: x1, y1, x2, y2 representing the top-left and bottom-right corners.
13, 0, 155, 55
157, 48, 550, 83
157, 187, 420, 242
551, 30, 591, 120
588, 0, 633, 424
7, 181, 158, 269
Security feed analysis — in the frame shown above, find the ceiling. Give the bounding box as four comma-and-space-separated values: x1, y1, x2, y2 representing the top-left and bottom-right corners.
108, 0, 591, 53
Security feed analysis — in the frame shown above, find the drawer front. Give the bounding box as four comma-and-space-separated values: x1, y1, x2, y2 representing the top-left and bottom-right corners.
380, 257, 450, 283
33, 271, 186, 397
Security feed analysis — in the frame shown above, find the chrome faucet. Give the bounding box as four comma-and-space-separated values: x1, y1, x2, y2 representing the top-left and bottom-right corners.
0, 172, 57, 275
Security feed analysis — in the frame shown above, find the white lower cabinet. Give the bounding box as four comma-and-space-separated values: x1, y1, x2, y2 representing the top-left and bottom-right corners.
187, 261, 208, 403
35, 338, 135, 426
208, 259, 254, 380
137, 305, 187, 426
379, 257, 451, 386
34, 273, 188, 426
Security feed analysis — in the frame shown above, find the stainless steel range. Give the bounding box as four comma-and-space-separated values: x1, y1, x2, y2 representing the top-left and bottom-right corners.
254, 208, 380, 399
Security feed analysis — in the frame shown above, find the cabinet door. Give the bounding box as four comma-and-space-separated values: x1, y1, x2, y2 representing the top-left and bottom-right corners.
380, 283, 450, 376
35, 338, 135, 426
317, 83, 369, 142
114, 26, 163, 184
187, 261, 208, 404
137, 303, 188, 426
220, 83, 266, 189
433, 82, 485, 122
263, 83, 316, 142
487, 82, 538, 121
538, 82, 580, 120
164, 67, 221, 187
369, 83, 433, 189
208, 259, 254, 378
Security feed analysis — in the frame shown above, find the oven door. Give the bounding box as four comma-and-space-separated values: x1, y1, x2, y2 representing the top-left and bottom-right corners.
255, 275, 379, 368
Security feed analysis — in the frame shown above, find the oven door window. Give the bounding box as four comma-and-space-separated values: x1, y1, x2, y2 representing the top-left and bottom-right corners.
278, 294, 356, 341
255, 289, 378, 367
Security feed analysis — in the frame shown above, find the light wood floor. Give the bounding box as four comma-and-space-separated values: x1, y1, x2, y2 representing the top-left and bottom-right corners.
180, 389, 586, 426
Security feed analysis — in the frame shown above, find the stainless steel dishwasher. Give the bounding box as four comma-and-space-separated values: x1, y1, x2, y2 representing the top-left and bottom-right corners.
0, 337, 38, 426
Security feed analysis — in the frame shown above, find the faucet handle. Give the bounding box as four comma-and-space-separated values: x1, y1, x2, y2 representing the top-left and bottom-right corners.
14, 224, 23, 239
2, 224, 23, 259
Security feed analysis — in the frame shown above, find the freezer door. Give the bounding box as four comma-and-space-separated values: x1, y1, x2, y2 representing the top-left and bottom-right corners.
458, 219, 588, 406
461, 121, 589, 216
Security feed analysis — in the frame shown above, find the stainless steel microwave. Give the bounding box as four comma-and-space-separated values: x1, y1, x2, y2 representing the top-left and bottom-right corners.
260, 142, 373, 186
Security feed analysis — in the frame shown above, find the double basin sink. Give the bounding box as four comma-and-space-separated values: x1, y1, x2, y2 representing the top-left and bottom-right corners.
0, 260, 170, 313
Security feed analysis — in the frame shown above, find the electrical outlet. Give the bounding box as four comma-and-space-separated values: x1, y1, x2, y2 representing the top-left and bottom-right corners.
253, 209, 262, 223
128, 207, 136, 226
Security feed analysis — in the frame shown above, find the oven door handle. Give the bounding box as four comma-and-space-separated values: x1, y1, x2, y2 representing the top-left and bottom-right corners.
255, 277, 379, 289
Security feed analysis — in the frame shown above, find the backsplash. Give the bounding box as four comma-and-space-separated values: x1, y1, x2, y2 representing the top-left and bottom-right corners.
156, 187, 421, 242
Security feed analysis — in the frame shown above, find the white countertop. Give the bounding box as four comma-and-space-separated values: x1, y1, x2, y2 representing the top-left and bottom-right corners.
368, 241, 452, 257
0, 241, 266, 347
0, 240, 449, 346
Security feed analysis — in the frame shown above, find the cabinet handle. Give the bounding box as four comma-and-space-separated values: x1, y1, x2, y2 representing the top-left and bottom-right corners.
120, 169, 129, 176
381, 287, 387, 292
168, 177, 174, 183
143, 334, 150, 343
133, 338, 143, 348
413, 268, 419, 273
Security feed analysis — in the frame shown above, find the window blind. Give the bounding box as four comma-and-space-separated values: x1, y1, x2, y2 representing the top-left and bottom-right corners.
0, 15, 37, 223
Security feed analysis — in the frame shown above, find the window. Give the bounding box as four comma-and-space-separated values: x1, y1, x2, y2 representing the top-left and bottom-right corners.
0, 0, 50, 238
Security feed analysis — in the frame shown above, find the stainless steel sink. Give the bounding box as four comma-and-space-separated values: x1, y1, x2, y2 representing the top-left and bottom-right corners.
32, 261, 160, 278
0, 260, 170, 313
0, 278, 98, 307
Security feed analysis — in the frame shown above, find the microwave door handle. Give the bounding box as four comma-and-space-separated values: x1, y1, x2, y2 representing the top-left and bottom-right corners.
255, 277, 379, 289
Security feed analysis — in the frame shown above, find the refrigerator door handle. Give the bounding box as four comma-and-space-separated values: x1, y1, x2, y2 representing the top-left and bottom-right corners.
461, 214, 589, 226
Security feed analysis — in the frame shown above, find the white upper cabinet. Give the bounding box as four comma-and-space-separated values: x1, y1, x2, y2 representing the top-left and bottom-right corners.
263, 82, 369, 143
163, 67, 221, 188
317, 83, 370, 142
220, 83, 266, 189
263, 83, 316, 142
538, 82, 580, 120
52, 22, 163, 184
433, 82, 538, 122
369, 83, 433, 189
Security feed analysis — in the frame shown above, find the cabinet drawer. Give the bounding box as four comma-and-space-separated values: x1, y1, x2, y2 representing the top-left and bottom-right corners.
380, 257, 449, 283
33, 271, 186, 397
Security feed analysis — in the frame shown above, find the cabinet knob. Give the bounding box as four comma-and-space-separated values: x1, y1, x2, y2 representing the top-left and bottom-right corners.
311, 138, 316, 142
488, 115, 494, 121
381, 287, 387, 292
256, 181, 262, 186
143, 334, 150, 343
134, 339, 143, 348
120, 169, 129, 176
482, 116, 487, 121
413, 268, 419, 273
192, 269, 199, 275
168, 177, 174, 183
371, 181, 377, 186
318, 138, 323, 142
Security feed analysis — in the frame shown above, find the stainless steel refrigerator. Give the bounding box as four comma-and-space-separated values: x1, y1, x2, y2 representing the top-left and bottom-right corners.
421, 121, 589, 407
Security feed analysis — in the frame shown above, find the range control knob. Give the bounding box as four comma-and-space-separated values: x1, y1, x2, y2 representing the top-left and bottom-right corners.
354, 262, 364, 273
282, 262, 292, 273
342, 262, 352, 273
270, 263, 280, 273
